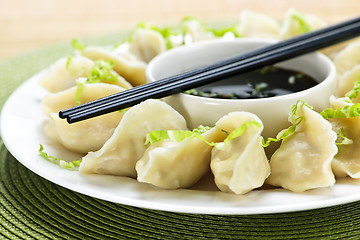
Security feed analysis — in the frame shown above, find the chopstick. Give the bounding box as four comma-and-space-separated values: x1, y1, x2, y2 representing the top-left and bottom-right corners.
60, 16, 360, 123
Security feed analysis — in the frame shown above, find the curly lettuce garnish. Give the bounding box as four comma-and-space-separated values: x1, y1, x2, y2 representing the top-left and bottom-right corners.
262, 100, 311, 147
39, 144, 82, 170
336, 127, 353, 146
75, 60, 118, 105
291, 11, 311, 34
345, 76, 360, 99
145, 125, 216, 146
71, 38, 86, 51
145, 121, 262, 148
223, 120, 261, 145
320, 103, 360, 119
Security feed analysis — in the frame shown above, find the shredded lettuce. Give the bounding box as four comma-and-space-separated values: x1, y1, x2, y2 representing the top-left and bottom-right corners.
65, 56, 72, 70
71, 38, 86, 51
74, 60, 118, 105
345, 76, 360, 99
336, 127, 353, 146
320, 103, 360, 119
145, 127, 216, 146
75, 78, 86, 106
39, 144, 82, 170
262, 100, 311, 147
87, 60, 118, 83
145, 121, 262, 148
223, 120, 261, 145
291, 11, 311, 33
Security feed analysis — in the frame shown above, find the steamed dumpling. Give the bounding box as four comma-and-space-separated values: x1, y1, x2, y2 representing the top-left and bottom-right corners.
181, 18, 216, 43
136, 126, 226, 189
42, 82, 125, 154
79, 99, 188, 178
278, 9, 327, 40
237, 10, 280, 39
129, 28, 166, 63
328, 96, 360, 178
39, 56, 133, 93
210, 112, 270, 195
266, 101, 337, 192
80, 46, 147, 86
336, 65, 360, 101
39, 56, 94, 92
334, 41, 360, 74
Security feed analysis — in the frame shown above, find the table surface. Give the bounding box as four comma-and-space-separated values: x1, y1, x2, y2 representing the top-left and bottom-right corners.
1, 0, 360, 61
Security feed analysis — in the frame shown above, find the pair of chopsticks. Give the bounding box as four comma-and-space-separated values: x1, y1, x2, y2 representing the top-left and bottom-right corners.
60, 16, 360, 123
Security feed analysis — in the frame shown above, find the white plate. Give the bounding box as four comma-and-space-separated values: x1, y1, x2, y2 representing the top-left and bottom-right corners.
2, 72, 360, 215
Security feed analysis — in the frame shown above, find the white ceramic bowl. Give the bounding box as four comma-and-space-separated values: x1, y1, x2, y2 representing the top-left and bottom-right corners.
146, 38, 336, 139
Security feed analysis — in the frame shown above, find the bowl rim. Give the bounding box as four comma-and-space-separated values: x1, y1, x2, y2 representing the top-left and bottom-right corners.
146, 38, 337, 103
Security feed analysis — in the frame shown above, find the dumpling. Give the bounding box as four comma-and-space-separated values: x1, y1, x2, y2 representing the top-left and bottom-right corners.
39, 56, 133, 92
320, 38, 360, 60
136, 126, 226, 189
278, 9, 327, 40
326, 96, 360, 178
237, 10, 280, 39
80, 46, 147, 86
334, 41, 360, 74
336, 64, 360, 100
39, 56, 94, 92
79, 99, 188, 178
266, 101, 337, 192
181, 18, 216, 43
129, 28, 166, 63
210, 112, 270, 195
42, 82, 125, 154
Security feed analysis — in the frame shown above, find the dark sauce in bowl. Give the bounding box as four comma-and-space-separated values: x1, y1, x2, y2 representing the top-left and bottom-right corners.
184, 66, 318, 99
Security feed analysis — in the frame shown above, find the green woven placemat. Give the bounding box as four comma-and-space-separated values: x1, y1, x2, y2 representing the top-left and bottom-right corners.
1, 33, 360, 240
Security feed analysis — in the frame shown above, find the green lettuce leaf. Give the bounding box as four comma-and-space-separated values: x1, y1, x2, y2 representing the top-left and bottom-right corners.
320, 103, 360, 119
262, 100, 311, 147
39, 144, 82, 170
291, 11, 311, 33
145, 126, 216, 146
345, 76, 360, 99
74, 60, 118, 105
223, 120, 261, 146
71, 38, 86, 51
145, 120, 262, 148
336, 127, 353, 146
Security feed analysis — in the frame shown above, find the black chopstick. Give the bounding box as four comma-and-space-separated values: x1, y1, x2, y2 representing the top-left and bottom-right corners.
59, 16, 360, 119
61, 16, 360, 123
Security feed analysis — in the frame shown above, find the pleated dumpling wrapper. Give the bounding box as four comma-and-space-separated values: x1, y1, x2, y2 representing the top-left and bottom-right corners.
42, 82, 126, 154
278, 8, 327, 40
39, 57, 133, 93
334, 41, 360, 75
336, 65, 360, 99
129, 27, 166, 63
266, 101, 338, 192
136, 126, 226, 190
181, 17, 216, 43
39, 56, 93, 92
79, 99, 188, 178
237, 10, 280, 40
210, 112, 270, 195
321, 95, 360, 178
80, 45, 147, 86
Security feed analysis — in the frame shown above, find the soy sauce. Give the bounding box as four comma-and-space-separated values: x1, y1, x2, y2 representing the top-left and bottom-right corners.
184, 66, 318, 99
